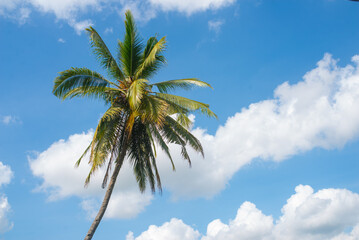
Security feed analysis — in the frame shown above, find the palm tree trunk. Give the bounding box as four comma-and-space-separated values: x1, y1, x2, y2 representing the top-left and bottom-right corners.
84, 140, 128, 240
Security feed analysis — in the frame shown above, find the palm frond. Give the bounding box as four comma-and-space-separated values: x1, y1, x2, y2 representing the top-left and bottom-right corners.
151, 78, 212, 93
149, 124, 176, 171
86, 27, 125, 81
156, 93, 217, 118
139, 96, 168, 126
127, 120, 158, 192
176, 113, 193, 129
160, 122, 193, 166
53, 67, 116, 101
136, 36, 166, 79
119, 10, 143, 78
137, 37, 166, 80
101, 119, 126, 188
165, 116, 204, 157
75, 143, 91, 167
85, 107, 125, 185
127, 79, 148, 110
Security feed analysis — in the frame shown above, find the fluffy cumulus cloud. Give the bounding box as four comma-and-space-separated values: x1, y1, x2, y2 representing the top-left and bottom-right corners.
128, 185, 359, 240
30, 54, 359, 218
155, 53, 359, 198
0, 161, 13, 233
203, 202, 273, 240
126, 218, 201, 240
272, 185, 359, 240
0, 0, 235, 32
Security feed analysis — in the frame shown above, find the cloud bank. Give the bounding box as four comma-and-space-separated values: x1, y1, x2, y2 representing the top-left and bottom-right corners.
0, 0, 235, 33
30, 53, 359, 218
0, 161, 13, 233
127, 185, 359, 240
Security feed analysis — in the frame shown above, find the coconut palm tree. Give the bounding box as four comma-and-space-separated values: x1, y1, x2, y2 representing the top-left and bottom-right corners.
53, 10, 216, 240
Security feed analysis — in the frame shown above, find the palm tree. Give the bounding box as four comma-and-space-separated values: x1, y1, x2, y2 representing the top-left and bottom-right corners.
53, 10, 216, 240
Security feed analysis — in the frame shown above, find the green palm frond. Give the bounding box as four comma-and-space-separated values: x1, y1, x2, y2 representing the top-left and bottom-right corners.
119, 10, 143, 78
86, 27, 125, 81
156, 92, 217, 118
101, 123, 127, 188
137, 37, 166, 80
180, 145, 191, 166
85, 107, 125, 185
151, 78, 212, 93
128, 120, 158, 192
149, 124, 176, 171
165, 116, 204, 157
136, 36, 166, 79
139, 96, 168, 125
53, 67, 117, 100
150, 150, 162, 192
176, 113, 193, 129
75, 143, 91, 167
160, 121, 193, 166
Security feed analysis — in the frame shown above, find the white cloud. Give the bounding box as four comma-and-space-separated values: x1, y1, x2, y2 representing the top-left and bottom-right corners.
104, 27, 113, 34
203, 202, 273, 240
272, 185, 359, 240
0, 0, 235, 32
0, 161, 13, 233
208, 19, 225, 34
0, 0, 96, 33
18, 7, 31, 24
29, 131, 153, 219
117, 1, 157, 23
68, 19, 94, 35
128, 185, 359, 240
156, 53, 359, 199
126, 218, 201, 240
1, 115, 20, 125
148, 0, 235, 15
0, 196, 13, 233
58, 38, 66, 43
0, 0, 30, 23
0, 162, 12, 187
30, 54, 359, 218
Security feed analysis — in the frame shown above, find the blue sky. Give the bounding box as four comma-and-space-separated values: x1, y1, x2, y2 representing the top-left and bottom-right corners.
1, 0, 359, 239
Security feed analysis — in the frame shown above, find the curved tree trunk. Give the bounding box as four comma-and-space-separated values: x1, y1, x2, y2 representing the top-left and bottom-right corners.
84, 140, 128, 240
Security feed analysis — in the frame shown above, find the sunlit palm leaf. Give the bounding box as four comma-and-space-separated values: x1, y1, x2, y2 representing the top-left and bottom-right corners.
127, 79, 148, 110
152, 78, 212, 93
156, 92, 217, 118
136, 36, 166, 79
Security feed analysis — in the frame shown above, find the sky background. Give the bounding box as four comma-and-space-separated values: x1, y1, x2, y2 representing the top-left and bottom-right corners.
1, 0, 359, 239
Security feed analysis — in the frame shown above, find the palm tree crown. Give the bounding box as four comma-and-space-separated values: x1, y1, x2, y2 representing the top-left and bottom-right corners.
53, 10, 215, 240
